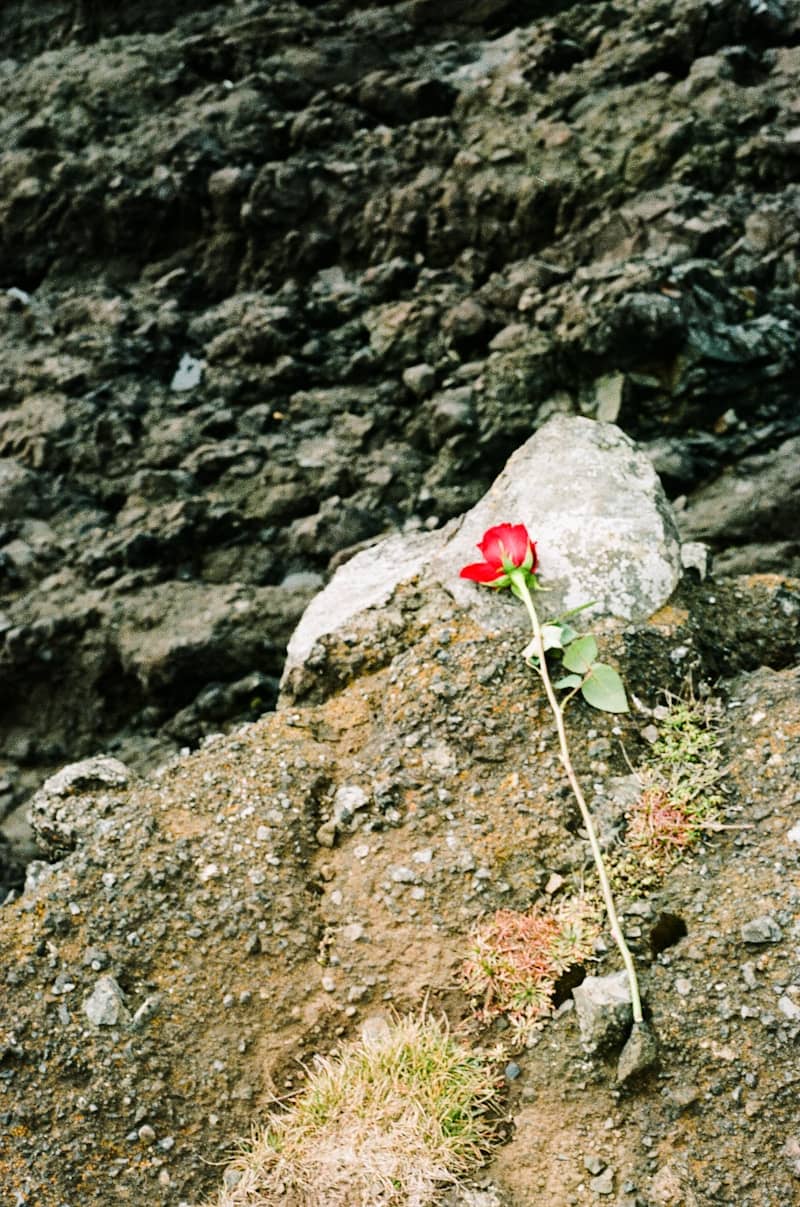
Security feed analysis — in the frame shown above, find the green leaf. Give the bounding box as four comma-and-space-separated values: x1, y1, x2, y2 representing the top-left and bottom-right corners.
562, 635, 598, 675
555, 674, 582, 691
559, 623, 579, 646
580, 663, 629, 713
541, 624, 564, 651
550, 600, 597, 623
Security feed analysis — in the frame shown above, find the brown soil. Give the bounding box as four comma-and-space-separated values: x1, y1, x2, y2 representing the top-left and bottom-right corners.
2, 575, 799, 1206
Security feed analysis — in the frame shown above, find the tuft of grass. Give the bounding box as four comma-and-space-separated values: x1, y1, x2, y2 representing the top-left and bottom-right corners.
213, 1014, 501, 1207
461, 899, 599, 1038
611, 695, 725, 896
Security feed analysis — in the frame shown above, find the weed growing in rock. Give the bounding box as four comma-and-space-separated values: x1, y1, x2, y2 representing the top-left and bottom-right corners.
612, 695, 725, 897
213, 1014, 501, 1207
461, 900, 599, 1038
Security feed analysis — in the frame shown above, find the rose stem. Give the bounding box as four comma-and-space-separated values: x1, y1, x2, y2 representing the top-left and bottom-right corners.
510, 569, 643, 1025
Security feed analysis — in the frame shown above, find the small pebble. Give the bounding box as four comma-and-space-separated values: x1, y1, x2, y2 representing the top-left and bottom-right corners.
589, 1167, 615, 1195
777, 995, 800, 1022
390, 865, 417, 884
741, 962, 758, 990
741, 916, 783, 945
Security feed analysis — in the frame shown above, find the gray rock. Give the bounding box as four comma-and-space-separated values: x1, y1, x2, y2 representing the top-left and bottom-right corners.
437, 416, 681, 623
170, 353, 205, 391
332, 784, 370, 826
679, 435, 800, 550
282, 526, 443, 686
23, 858, 59, 894
589, 1167, 615, 1195
680, 542, 711, 580
282, 418, 681, 695
84, 975, 130, 1027
777, 995, 800, 1022
572, 970, 633, 1054
33, 757, 130, 798
27, 757, 131, 856
740, 915, 783, 945
389, 865, 418, 884
402, 363, 436, 397
427, 387, 475, 444
131, 994, 163, 1030
441, 1186, 506, 1207
315, 782, 371, 846
617, 1021, 659, 1083
0, 458, 40, 520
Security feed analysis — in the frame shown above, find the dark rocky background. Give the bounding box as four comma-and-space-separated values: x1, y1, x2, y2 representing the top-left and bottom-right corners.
1, 0, 799, 886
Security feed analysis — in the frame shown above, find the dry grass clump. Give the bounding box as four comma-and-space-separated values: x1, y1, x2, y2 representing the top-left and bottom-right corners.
461, 899, 599, 1037
213, 1014, 501, 1207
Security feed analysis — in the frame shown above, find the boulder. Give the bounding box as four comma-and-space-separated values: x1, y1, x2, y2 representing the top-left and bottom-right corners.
27, 756, 131, 856
282, 417, 681, 695
435, 415, 682, 624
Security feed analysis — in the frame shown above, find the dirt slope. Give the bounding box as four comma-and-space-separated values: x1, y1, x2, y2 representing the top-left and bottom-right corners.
1, 0, 800, 841
1, 574, 799, 1205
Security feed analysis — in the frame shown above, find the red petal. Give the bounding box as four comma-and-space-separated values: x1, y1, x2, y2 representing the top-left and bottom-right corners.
478, 523, 533, 569
459, 561, 507, 584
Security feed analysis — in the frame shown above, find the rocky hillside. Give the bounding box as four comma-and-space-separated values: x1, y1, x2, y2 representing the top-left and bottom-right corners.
1, 545, 799, 1205
1, 0, 799, 851
2, 0, 799, 1193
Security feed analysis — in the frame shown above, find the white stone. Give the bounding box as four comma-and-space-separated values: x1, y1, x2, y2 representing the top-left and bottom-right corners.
283, 527, 440, 675
777, 994, 800, 1022
84, 976, 130, 1027
332, 784, 369, 824
437, 416, 681, 623
281, 417, 681, 694
340, 922, 365, 943
170, 353, 204, 392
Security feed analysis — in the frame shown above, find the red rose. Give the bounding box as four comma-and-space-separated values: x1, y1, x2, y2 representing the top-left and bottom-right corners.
459, 523, 538, 586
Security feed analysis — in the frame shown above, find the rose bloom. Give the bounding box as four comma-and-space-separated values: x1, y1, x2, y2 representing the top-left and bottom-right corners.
459, 523, 538, 587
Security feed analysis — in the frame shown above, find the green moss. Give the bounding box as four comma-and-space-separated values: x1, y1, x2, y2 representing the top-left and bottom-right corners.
610, 694, 725, 898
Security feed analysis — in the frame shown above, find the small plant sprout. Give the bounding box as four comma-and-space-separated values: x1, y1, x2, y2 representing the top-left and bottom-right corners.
611, 694, 725, 896
462, 900, 599, 1038
460, 523, 643, 1026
